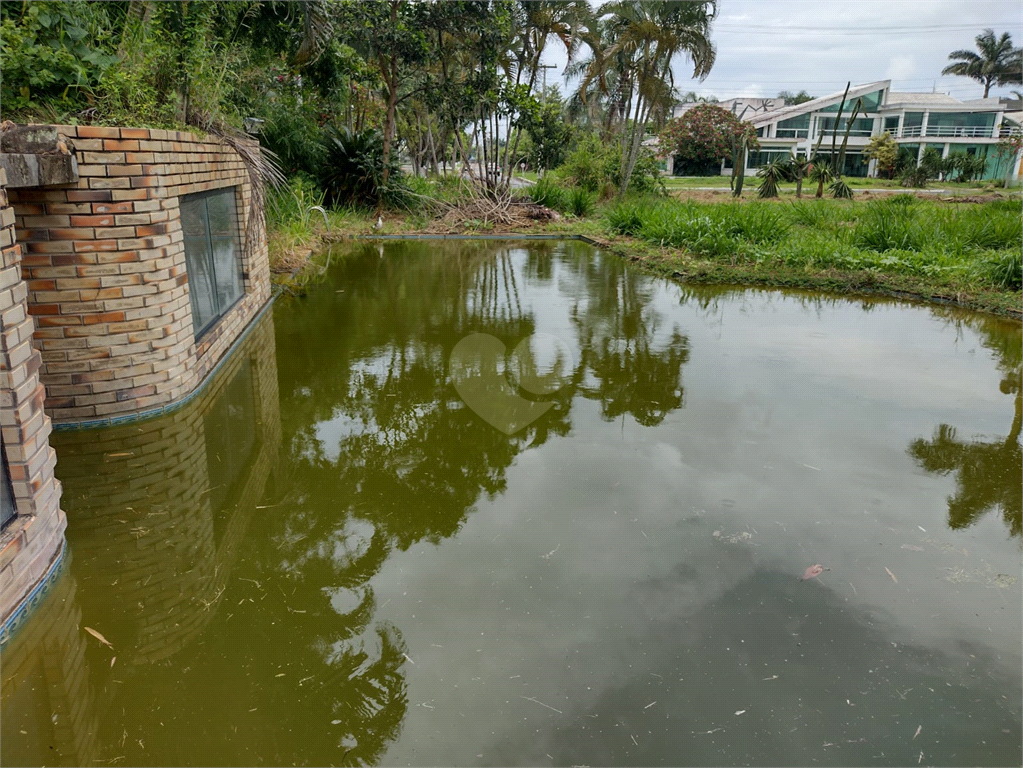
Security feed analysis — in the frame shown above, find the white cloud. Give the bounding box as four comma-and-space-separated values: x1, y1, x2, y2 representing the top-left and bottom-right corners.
545, 0, 1022, 103
887, 55, 918, 82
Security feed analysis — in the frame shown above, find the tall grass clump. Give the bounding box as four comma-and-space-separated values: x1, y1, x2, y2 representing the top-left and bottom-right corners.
530, 176, 569, 212
266, 174, 326, 231
787, 201, 839, 229
851, 200, 925, 252
936, 205, 1022, 251
567, 187, 596, 217
605, 198, 662, 236
980, 250, 1023, 290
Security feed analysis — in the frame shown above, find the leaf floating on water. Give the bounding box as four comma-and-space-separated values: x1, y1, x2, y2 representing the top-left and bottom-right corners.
913, 725, 921, 740
110, 656, 116, 668
901, 544, 923, 551
84, 626, 113, 648
918, 526, 926, 532
800, 564, 826, 581
884, 567, 898, 584
331, 720, 342, 725
734, 710, 746, 716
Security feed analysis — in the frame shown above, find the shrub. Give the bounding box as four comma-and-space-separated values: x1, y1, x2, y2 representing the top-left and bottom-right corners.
899, 164, 931, 188
830, 178, 854, 199
567, 187, 595, 217
556, 134, 663, 197
319, 126, 404, 207
529, 176, 569, 212
756, 160, 786, 199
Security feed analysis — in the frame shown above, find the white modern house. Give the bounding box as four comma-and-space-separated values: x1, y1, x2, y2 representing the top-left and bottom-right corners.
670, 80, 1023, 182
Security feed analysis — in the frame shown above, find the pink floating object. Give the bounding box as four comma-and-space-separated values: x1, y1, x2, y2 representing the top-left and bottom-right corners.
800, 564, 826, 580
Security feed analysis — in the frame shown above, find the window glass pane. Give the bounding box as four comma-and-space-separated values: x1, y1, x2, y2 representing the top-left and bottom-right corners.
184, 232, 218, 333
818, 91, 881, 113
212, 236, 243, 310
180, 196, 208, 239
205, 188, 237, 238
904, 112, 924, 127
819, 116, 874, 136
180, 187, 244, 338
884, 117, 900, 132
929, 112, 995, 128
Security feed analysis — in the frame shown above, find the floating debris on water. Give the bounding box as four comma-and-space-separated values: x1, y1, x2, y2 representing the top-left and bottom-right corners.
712, 530, 753, 545
800, 564, 828, 581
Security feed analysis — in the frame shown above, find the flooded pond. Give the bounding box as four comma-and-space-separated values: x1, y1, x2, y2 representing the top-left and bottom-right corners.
2, 240, 1020, 767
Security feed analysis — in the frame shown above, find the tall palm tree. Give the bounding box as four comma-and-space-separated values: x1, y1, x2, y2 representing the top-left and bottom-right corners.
941, 29, 1022, 98
580, 0, 717, 195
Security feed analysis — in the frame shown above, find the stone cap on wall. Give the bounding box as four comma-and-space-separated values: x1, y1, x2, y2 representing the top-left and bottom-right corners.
0, 125, 79, 188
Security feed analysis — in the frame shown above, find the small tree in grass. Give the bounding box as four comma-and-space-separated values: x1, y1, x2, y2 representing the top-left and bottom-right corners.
865, 132, 899, 179
757, 160, 787, 198
785, 153, 811, 198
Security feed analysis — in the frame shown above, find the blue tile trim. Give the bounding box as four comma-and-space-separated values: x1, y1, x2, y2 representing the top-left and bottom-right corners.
52, 296, 276, 431
0, 537, 66, 646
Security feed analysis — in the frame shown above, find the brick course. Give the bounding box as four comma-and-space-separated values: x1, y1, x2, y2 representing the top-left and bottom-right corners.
1, 167, 67, 628
8, 125, 272, 424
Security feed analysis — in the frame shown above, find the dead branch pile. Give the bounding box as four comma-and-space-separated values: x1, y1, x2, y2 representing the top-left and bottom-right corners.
412, 180, 560, 232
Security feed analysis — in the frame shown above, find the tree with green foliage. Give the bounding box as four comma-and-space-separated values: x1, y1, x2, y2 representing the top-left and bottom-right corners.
660, 103, 759, 176
336, 1, 431, 209
520, 90, 574, 174
785, 152, 810, 198
864, 131, 899, 179
941, 29, 1022, 98
579, 0, 718, 195
777, 89, 814, 106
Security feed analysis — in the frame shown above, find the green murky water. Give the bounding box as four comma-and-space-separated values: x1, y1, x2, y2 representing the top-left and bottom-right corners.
2, 240, 1020, 767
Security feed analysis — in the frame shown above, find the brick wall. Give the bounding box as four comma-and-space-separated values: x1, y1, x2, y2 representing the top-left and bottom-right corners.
8, 125, 272, 424
0, 167, 67, 628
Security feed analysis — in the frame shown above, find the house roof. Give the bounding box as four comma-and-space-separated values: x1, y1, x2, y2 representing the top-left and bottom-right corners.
884, 92, 959, 105
749, 80, 891, 127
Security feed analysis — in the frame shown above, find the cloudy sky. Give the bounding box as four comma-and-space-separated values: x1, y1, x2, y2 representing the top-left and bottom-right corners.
543, 0, 1023, 102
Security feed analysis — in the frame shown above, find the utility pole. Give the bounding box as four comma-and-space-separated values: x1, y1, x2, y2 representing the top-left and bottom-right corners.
538, 64, 557, 103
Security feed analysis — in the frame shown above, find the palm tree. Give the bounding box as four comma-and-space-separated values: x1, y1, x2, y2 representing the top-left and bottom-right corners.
941, 29, 1023, 98
580, 0, 717, 195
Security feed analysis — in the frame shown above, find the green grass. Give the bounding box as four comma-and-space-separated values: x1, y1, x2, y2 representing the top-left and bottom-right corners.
600, 194, 1022, 291
662, 174, 1000, 192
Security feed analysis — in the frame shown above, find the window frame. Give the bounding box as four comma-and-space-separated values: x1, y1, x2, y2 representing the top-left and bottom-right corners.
1, 436, 16, 529
180, 187, 245, 340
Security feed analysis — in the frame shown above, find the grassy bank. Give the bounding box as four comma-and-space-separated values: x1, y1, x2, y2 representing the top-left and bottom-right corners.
662, 175, 1008, 193
267, 180, 1022, 317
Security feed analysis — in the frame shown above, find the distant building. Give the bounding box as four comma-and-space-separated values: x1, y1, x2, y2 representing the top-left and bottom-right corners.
665, 80, 1023, 181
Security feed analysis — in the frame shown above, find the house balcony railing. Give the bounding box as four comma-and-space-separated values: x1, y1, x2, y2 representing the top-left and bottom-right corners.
895, 125, 1015, 139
